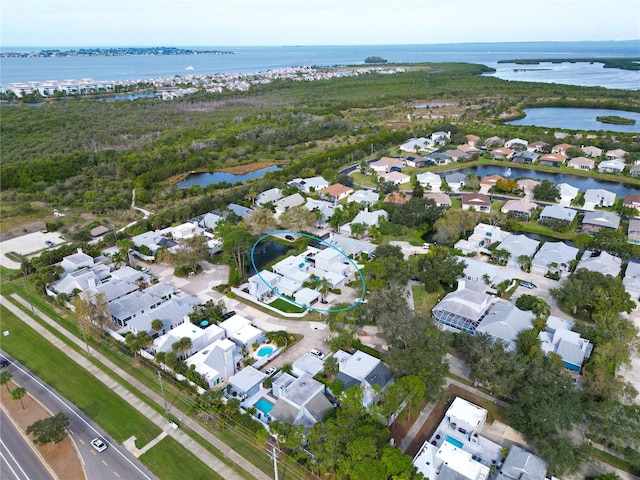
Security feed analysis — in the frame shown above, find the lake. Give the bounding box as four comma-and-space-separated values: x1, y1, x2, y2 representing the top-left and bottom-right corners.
455, 164, 640, 197
249, 242, 292, 275
178, 165, 281, 188
506, 107, 640, 133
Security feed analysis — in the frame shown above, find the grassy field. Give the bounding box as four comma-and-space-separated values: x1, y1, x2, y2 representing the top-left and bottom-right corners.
412, 285, 443, 316
268, 297, 307, 313
0, 305, 161, 446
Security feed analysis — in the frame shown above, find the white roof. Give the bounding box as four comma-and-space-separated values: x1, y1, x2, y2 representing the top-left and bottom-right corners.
338, 349, 379, 380
255, 187, 283, 205
292, 353, 325, 377
447, 397, 487, 429
540, 205, 577, 222
351, 209, 388, 226
229, 366, 266, 392
274, 193, 305, 211
219, 314, 251, 336
294, 288, 320, 306
348, 189, 379, 204
417, 171, 442, 185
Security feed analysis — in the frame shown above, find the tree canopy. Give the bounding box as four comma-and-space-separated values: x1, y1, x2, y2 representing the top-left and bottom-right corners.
26, 413, 70, 445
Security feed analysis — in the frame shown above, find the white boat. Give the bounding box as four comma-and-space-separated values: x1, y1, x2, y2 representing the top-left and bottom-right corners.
185, 65, 194, 70
505, 168, 512, 177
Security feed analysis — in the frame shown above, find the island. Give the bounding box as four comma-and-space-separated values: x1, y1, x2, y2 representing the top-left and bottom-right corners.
364, 56, 388, 64
0, 47, 235, 58
596, 115, 636, 125
497, 56, 640, 71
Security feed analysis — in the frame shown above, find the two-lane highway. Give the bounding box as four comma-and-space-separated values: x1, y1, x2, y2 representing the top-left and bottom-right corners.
1, 353, 158, 480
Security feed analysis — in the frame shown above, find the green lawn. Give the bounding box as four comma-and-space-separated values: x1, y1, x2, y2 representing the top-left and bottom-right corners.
412, 285, 443, 316
0, 306, 161, 446
269, 297, 306, 313
140, 437, 225, 480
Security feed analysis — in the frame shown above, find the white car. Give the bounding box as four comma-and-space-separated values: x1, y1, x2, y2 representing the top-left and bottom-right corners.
265, 367, 277, 376
91, 437, 108, 452
309, 349, 325, 359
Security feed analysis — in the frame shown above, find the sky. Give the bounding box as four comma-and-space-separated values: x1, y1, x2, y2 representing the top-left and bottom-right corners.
2, 0, 639, 47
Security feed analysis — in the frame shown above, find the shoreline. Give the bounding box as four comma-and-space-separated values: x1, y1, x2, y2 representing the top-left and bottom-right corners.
167, 161, 283, 184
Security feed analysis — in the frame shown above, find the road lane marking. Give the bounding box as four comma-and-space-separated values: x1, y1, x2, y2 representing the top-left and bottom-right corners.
79, 438, 86, 445
102, 460, 108, 466
114, 472, 120, 478
1, 439, 31, 480
91, 450, 96, 456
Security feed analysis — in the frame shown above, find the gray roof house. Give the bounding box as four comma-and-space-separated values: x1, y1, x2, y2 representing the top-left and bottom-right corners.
127, 297, 196, 336
108, 290, 165, 327
575, 251, 622, 277
228, 366, 267, 399
598, 159, 626, 173
500, 199, 538, 220
340, 209, 388, 237
476, 301, 534, 351
443, 172, 466, 192
425, 152, 452, 166
496, 445, 547, 480
50, 265, 111, 296
324, 233, 376, 258
581, 210, 621, 234
332, 349, 393, 407
623, 260, 640, 300
539, 205, 577, 224
274, 193, 305, 216
583, 188, 616, 210
60, 248, 94, 273
512, 150, 539, 164
270, 374, 333, 428
255, 187, 283, 206
226, 203, 253, 219
532, 241, 579, 276
496, 234, 540, 270
348, 189, 379, 206
200, 212, 224, 229
432, 280, 494, 333
539, 324, 592, 372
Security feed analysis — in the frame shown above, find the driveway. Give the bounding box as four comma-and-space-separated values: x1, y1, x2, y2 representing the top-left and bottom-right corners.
0, 231, 66, 269
389, 241, 429, 260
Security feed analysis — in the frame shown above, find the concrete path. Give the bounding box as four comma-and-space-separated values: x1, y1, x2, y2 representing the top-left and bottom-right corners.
2, 294, 270, 480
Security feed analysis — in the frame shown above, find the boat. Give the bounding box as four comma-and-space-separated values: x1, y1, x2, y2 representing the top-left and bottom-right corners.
505, 168, 512, 177
185, 66, 194, 71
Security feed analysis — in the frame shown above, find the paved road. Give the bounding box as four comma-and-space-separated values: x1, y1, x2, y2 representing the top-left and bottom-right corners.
0, 408, 55, 480
2, 353, 158, 480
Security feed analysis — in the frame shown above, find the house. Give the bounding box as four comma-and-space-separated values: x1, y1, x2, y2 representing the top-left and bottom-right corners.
598, 159, 625, 174
430, 131, 451, 146
379, 171, 411, 185
219, 314, 265, 348
320, 184, 354, 203
539, 205, 577, 224
443, 172, 466, 192
582, 145, 602, 158
552, 143, 572, 156
294, 287, 322, 307
108, 290, 165, 327
461, 193, 491, 212
323, 233, 376, 258
127, 296, 197, 336
249, 270, 280, 302
340, 209, 388, 237
567, 156, 595, 171
581, 211, 621, 234
132, 229, 177, 255
186, 338, 239, 388
583, 188, 616, 210
399, 137, 430, 153
527, 140, 550, 153
291, 353, 325, 379
226, 203, 253, 219
287, 176, 329, 193
496, 234, 540, 269
255, 187, 283, 206
426, 151, 452, 166
531, 241, 579, 277
417, 171, 442, 191
496, 446, 548, 480
457, 143, 482, 155
274, 193, 305, 216
50, 265, 110, 296
484, 136, 504, 148
539, 322, 592, 372
383, 192, 412, 204
369, 157, 406, 174
90, 225, 110, 238
404, 154, 430, 168
623, 260, 640, 299
476, 301, 534, 351
501, 199, 538, 220
631, 164, 640, 177
606, 148, 628, 161
576, 251, 622, 277
443, 148, 470, 162
558, 183, 579, 206
505, 138, 528, 150
465, 134, 480, 147
517, 179, 540, 197
171, 222, 203, 240
479, 175, 503, 193
455, 223, 509, 255
84, 279, 138, 304
200, 212, 224, 230
61, 248, 95, 273
347, 189, 379, 206
151, 321, 225, 358
270, 374, 333, 428
227, 366, 267, 399
490, 147, 514, 160
333, 349, 393, 407
538, 153, 566, 167
303, 198, 335, 227
424, 192, 451, 207
511, 150, 538, 164
432, 280, 494, 333
623, 194, 640, 213
629, 218, 640, 245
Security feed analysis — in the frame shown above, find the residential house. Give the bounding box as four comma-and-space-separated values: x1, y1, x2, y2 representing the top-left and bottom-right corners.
303, 198, 335, 227
501, 199, 538, 220
484, 136, 504, 148
505, 138, 528, 150
287, 176, 329, 193
552, 143, 572, 156
227, 366, 267, 399
443, 148, 470, 162
426, 151, 452, 166
583, 188, 616, 210
455, 223, 509, 255
606, 148, 628, 161
539, 320, 592, 372
527, 140, 550, 153
496, 446, 548, 480
567, 156, 595, 171
384, 192, 412, 204
152, 321, 225, 358
61, 248, 95, 273
323, 233, 376, 258
226, 203, 253, 219
255, 187, 283, 206
294, 288, 321, 307
379, 171, 411, 185
517, 179, 540, 197
200, 212, 224, 230
461, 193, 491, 212
538, 153, 567, 167
432, 280, 494, 333
430, 131, 451, 146
531, 241, 579, 277
83, 279, 138, 304
90, 225, 110, 238
465, 134, 480, 147
340, 209, 388, 237
399, 137, 429, 153
127, 296, 197, 336
274, 193, 305, 216
598, 159, 625, 174
582, 145, 602, 158
490, 147, 514, 160
631, 163, 640, 177
171, 222, 203, 240
186, 338, 239, 388
558, 183, 579, 206
270, 374, 333, 428
424, 192, 451, 207
458, 143, 482, 155
623, 260, 640, 299
511, 150, 538, 164
50, 265, 110, 296
581, 210, 621, 234
476, 301, 534, 351
108, 289, 165, 327
132, 229, 177, 255
291, 353, 325, 379
416, 171, 442, 191
404, 154, 430, 168
576, 251, 622, 277
320, 183, 354, 203
249, 270, 281, 302
479, 174, 504, 194
333, 349, 393, 407
496, 234, 540, 269
220, 314, 265, 349
630, 219, 640, 245
443, 172, 466, 192
347, 189, 379, 206
539, 205, 577, 224
623, 194, 640, 213
369, 157, 406, 174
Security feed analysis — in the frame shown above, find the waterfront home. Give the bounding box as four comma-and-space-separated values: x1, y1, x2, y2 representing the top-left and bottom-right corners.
631, 164, 640, 177
424, 192, 452, 207
505, 138, 528, 150
274, 193, 305, 217
582, 145, 602, 158
490, 147, 514, 160
347, 189, 379, 206
581, 211, 621, 235
496, 234, 540, 269
287, 176, 329, 193
455, 223, 509, 255
369, 157, 406, 174
324, 233, 376, 258
432, 280, 494, 333
539, 205, 577, 224
443, 148, 470, 162
496, 446, 548, 480
304, 198, 335, 227
567, 156, 595, 171
426, 151, 452, 165
511, 150, 539, 164
623, 259, 640, 299
628, 219, 640, 245
443, 172, 466, 192
465, 134, 480, 147
320, 183, 353, 203
597, 159, 625, 174
461, 193, 491, 212
255, 187, 283, 206
457, 143, 482, 155
558, 183, 579, 206
249, 270, 280, 302
399, 137, 430, 153
552, 143, 573, 156
484, 135, 504, 148
576, 251, 622, 277
606, 148, 628, 161
404, 154, 430, 168
623, 194, 640, 214
500, 199, 538, 220
583, 188, 616, 210
527, 140, 550, 153
270, 374, 332, 428
340, 209, 388, 237
417, 171, 442, 191
479, 174, 504, 193
379, 171, 410, 185
531, 241, 579, 277
517, 179, 540, 197
475, 301, 534, 351
384, 192, 412, 204
333, 349, 393, 407
538, 153, 567, 167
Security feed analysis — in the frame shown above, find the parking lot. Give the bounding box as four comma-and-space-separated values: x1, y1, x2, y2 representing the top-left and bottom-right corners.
0, 231, 66, 269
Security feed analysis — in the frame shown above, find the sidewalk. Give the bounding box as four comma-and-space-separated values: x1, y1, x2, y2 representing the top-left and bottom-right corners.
3, 294, 270, 480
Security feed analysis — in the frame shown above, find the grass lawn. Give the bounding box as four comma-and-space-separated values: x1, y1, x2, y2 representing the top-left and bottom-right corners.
351, 171, 377, 188
268, 297, 306, 313
0, 306, 161, 446
412, 285, 443, 316
140, 436, 225, 480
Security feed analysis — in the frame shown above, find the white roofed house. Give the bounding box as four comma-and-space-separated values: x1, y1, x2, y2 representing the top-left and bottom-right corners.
539, 322, 592, 372
581, 210, 621, 235
269, 374, 333, 428
287, 176, 329, 193
347, 189, 379, 206
219, 314, 265, 348
583, 188, 616, 210
369, 157, 406, 175
605, 148, 628, 161
249, 270, 280, 301
379, 171, 410, 185
632, 163, 640, 177
567, 156, 595, 171
61, 248, 95, 273
500, 199, 538, 220
303, 198, 335, 227
505, 138, 528, 150
582, 145, 602, 158
255, 187, 283, 206
496, 234, 540, 270
531, 241, 579, 277
558, 183, 579, 206
430, 131, 451, 146
199, 212, 224, 230
443, 172, 466, 192
50, 265, 111, 297
432, 280, 494, 333
186, 338, 239, 388
171, 222, 203, 240
399, 137, 430, 153
576, 251, 622, 277
151, 321, 225, 358
623, 260, 640, 300
598, 159, 626, 173
496, 446, 548, 480
274, 193, 305, 217
484, 136, 504, 148
454, 223, 509, 256
340, 209, 388, 237
226, 203, 253, 219
539, 205, 577, 225
227, 366, 267, 399
628, 218, 640, 246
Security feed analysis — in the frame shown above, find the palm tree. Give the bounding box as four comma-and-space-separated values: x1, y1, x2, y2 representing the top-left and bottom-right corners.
329, 209, 346, 232
532, 299, 550, 320
151, 319, 163, 337
349, 222, 366, 239
318, 277, 332, 303
517, 254, 532, 273
172, 337, 193, 360
323, 356, 339, 377
11, 386, 27, 409
137, 331, 153, 351
0, 371, 13, 393
154, 351, 166, 370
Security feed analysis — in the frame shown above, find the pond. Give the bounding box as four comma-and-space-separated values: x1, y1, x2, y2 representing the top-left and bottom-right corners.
249, 241, 292, 275
506, 107, 640, 133
455, 164, 640, 198
177, 165, 281, 189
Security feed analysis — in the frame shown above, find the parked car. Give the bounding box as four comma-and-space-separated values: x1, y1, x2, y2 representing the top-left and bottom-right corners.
265, 367, 277, 376
90, 438, 108, 452
168, 420, 179, 429
520, 281, 536, 289
0, 356, 9, 368
45, 240, 54, 247
221, 311, 236, 320
285, 235, 295, 241
309, 349, 325, 359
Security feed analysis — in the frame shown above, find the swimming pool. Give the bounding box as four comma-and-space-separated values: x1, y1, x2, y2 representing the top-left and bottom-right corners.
445, 436, 464, 448
256, 345, 275, 357
254, 397, 274, 416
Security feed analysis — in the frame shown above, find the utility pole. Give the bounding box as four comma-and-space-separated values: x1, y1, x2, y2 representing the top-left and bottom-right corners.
157, 370, 168, 413
78, 318, 91, 356
272, 446, 279, 480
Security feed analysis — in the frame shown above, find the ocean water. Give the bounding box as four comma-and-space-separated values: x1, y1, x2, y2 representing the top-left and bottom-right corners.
1, 40, 639, 88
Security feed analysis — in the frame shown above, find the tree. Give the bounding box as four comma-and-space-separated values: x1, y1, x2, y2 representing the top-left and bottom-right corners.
336, 173, 354, 187
171, 235, 210, 271
0, 370, 13, 393
26, 413, 70, 446
349, 222, 367, 239
11, 386, 27, 409
218, 224, 255, 275
73, 291, 111, 340
279, 205, 316, 232
246, 208, 278, 236
329, 208, 346, 232
433, 209, 477, 245
492, 248, 511, 265
318, 277, 332, 303
463, 174, 480, 192
172, 337, 193, 360
534, 436, 590, 477
517, 254, 532, 272
515, 328, 542, 359
533, 179, 560, 202
415, 246, 467, 292
495, 177, 519, 193
151, 319, 163, 336
323, 356, 339, 377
